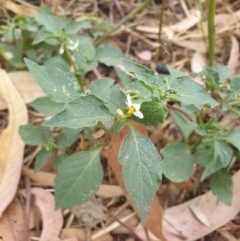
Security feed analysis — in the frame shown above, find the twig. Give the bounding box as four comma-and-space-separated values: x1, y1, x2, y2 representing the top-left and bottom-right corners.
94, 0, 153, 46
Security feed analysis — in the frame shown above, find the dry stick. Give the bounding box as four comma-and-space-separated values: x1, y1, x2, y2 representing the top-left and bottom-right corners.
94, 0, 153, 47
208, 0, 216, 66
157, 0, 166, 59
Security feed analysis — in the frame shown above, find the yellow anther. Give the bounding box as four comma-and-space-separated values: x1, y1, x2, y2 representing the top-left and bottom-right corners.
127, 106, 136, 115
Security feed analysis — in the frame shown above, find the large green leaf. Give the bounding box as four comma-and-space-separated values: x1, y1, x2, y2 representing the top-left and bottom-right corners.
161, 142, 194, 182
30, 96, 63, 116
24, 58, 81, 103
55, 148, 103, 208
210, 170, 232, 205
19, 124, 52, 146
97, 44, 125, 66
167, 65, 218, 109
118, 127, 162, 222
43, 95, 114, 129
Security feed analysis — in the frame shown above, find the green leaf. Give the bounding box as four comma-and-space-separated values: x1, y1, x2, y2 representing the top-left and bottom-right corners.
55, 148, 103, 208
24, 58, 81, 103
32, 30, 50, 44
210, 170, 232, 205
19, 124, 52, 146
73, 37, 97, 74
90, 78, 115, 103
30, 96, 63, 116
169, 75, 218, 109
230, 76, 240, 94
170, 109, 197, 139
105, 85, 127, 115
35, 148, 54, 171
225, 129, 240, 151
44, 95, 114, 129
57, 127, 82, 149
161, 142, 194, 182
132, 100, 167, 126
34, 13, 64, 32
197, 141, 233, 180
97, 44, 125, 66
118, 127, 162, 222
113, 119, 128, 135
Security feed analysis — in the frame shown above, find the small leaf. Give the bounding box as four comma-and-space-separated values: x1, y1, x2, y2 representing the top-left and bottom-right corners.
30, 96, 63, 116
105, 85, 127, 115
24, 58, 81, 103
34, 13, 64, 32
118, 127, 162, 222
19, 124, 52, 146
161, 142, 194, 182
200, 141, 233, 180
133, 100, 167, 126
225, 129, 240, 151
230, 76, 240, 94
90, 78, 115, 103
35, 149, 54, 171
114, 119, 128, 136
44, 95, 114, 129
73, 37, 97, 74
97, 45, 125, 66
210, 170, 232, 205
55, 148, 103, 208
171, 109, 197, 139
57, 127, 82, 149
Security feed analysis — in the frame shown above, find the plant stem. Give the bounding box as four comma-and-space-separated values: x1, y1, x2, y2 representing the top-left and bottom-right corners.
208, 0, 216, 66
64, 49, 84, 92
94, 0, 153, 46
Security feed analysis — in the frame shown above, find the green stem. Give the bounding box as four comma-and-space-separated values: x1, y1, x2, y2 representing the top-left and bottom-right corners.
94, 0, 153, 46
64, 49, 84, 92
208, 0, 216, 66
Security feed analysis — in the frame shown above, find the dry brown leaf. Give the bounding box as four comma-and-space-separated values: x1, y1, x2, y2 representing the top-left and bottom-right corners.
25, 188, 63, 241
163, 170, 240, 241
103, 122, 168, 241
3, 1, 38, 16
227, 36, 239, 76
0, 69, 28, 217
177, 40, 207, 53
0, 71, 45, 110
61, 228, 86, 241
0, 199, 29, 241
96, 184, 123, 198
22, 166, 56, 187
136, 10, 201, 39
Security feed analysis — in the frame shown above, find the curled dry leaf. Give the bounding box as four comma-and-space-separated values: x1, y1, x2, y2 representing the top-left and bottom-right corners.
0, 69, 28, 217
0, 199, 29, 241
163, 170, 240, 241
0, 71, 46, 110
3, 1, 38, 16
22, 188, 63, 241
227, 36, 239, 76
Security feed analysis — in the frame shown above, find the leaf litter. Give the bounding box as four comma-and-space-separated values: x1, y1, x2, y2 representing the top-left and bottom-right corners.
1, 1, 240, 241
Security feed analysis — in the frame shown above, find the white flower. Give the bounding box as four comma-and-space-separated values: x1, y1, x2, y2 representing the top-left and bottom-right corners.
67, 40, 79, 51
126, 94, 144, 119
